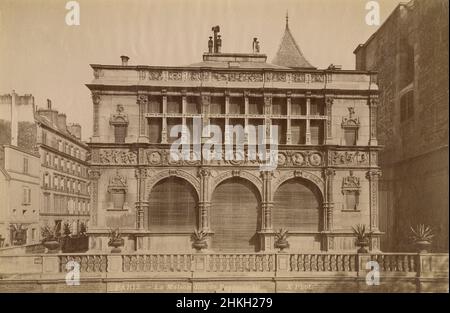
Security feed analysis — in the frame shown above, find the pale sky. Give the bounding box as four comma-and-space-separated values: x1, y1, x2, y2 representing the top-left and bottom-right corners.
0, 0, 401, 140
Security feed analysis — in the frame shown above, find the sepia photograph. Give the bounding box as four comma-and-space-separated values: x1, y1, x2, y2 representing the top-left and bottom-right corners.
0, 0, 448, 297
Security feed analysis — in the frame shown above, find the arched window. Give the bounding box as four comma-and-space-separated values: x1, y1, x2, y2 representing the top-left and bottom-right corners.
273, 178, 322, 231
147, 177, 198, 232
211, 177, 261, 252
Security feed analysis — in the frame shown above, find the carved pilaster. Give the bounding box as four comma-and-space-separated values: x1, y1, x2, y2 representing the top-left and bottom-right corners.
368, 96, 378, 146
161, 90, 168, 143
88, 169, 101, 227
198, 168, 211, 231
137, 94, 149, 143
286, 93, 292, 144
366, 169, 381, 231
325, 96, 334, 144
135, 168, 148, 229
261, 171, 273, 231
92, 92, 101, 139
323, 168, 336, 231
305, 92, 311, 145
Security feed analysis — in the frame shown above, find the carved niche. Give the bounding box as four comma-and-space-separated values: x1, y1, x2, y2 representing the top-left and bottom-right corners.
341, 171, 361, 211
110, 104, 128, 126
107, 170, 128, 210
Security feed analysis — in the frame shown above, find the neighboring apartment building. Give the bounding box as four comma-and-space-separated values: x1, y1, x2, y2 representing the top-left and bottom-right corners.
35, 100, 91, 234
354, 0, 449, 251
0, 92, 91, 240
86, 19, 381, 253
0, 145, 40, 247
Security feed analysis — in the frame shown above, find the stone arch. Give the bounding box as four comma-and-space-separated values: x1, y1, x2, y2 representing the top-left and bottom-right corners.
210, 176, 262, 252
145, 169, 200, 200
210, 170, 262, 200
146, 176, 199, 231
272, 176, 324, 232
271, 170, 324, 201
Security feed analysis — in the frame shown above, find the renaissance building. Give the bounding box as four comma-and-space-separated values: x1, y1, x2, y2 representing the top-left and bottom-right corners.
86, 19, 381, 253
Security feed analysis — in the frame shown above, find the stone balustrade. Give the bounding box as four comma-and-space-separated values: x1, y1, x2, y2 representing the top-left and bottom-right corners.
0, 252, 448, 292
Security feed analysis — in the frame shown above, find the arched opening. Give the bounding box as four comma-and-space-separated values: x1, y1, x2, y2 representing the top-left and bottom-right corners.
211, 177, 261, 252
273, 178, 323, 231
147, 177, 198, 232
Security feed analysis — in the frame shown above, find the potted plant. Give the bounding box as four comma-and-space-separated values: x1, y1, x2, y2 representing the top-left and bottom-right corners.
410, 224, 434, 253
108, 228, 124, 253
192, 229, 208, 251
274, 228, 289, 252
352, 224, 372, 253
79, 222, 87, 236
41, 225, 61, 253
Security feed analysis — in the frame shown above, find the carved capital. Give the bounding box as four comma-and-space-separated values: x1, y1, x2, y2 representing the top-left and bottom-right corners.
137, 94, 148, 105
135, 168, 148, 180
369, 97, 379, 107
366, 169, 382, 180
198, 168, 211, 178
323, 168, 336, 179
88, 169, 101, 180
91, 92, 101, 105
325, 95, 334, 106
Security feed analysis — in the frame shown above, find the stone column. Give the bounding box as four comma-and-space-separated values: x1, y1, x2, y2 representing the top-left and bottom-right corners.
91, 93, 101, 142
368, 96, 378, 146
137, 94, 149, 143
198, 168, 211, 231
88, 169, 101, 227
161, 90, 168, 143
286, 93, 292, 144
305, 92, 311, 145
264, 94, 272, 143
135, 168, 148, 230
323, 168, 335, 231
366, 169, 381, 231
325, 95, 334, 144
260, 171, 273, 231
201, 93, 210, 146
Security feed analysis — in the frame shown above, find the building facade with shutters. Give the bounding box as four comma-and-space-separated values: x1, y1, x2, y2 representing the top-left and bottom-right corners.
86, 20, 381, 253
35, 100, 91, 235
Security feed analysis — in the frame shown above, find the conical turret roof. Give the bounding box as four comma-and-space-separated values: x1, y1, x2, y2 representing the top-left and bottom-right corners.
272, 14, 315, 69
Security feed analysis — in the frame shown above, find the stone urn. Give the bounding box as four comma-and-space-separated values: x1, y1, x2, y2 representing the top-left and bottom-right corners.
108, 238, 124, 253
192, 240, 208, 252
275, 240, 290, 252
415, 240, 432, 253
356, 238, 370, 253
43, 240, 61, 253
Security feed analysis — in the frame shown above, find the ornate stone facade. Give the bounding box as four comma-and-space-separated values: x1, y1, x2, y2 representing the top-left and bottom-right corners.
86, 28, 381, 254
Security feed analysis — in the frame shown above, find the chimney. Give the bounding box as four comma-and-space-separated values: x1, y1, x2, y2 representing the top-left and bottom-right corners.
68, 123, 82, 140
11, 90, 18, 146
208, 36, 213, 53
216, 35, 222, 53
57, 113, 67, 131
120, 55, 130, 66
47, 99, 52, 109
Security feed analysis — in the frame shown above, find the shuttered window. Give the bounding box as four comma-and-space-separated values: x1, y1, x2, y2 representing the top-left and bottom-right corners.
114, 125, 127, 143
211, 178, 261, 252
310, 121, 323, 145
344, 129, 357, 146
273, 178, 322, 231
210, 97, 225, 114
291, 120, 305, 144
148, 118, 162, 143
147, 177, 198, 232
229, 97, 244, 114
167, 96, 182, 113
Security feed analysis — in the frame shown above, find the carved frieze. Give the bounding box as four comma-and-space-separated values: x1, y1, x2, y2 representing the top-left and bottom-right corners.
329, 151, 369, 166
148, 70, 162, 81
98, 149, 137, 165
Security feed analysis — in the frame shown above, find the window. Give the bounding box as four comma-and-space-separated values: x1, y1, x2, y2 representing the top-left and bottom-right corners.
344, 129, 357, 146
114, 125, 127, 143
23, 158, 29, 174
310, 121, 324, 145
400, 90, 414, 122
43, 173, 50, 188
22, 187, 31, 205
42, 132, 47, 145
344, 191, 359, 211
31, 228, 36, 241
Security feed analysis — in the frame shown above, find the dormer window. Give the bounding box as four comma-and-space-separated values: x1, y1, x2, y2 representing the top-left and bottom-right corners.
110, 104, 128, 143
